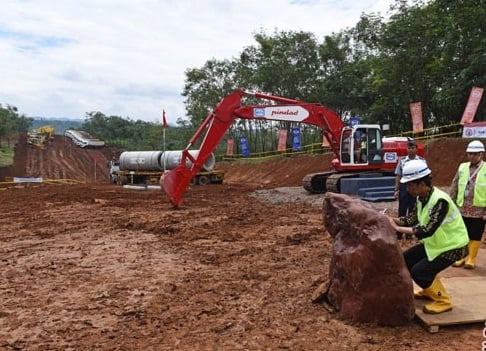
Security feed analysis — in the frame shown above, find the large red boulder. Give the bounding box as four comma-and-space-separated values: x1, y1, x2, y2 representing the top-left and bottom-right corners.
322, 192, 415, 326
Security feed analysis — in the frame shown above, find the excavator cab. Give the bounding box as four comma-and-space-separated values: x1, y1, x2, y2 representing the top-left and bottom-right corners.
340, 125, 384, 166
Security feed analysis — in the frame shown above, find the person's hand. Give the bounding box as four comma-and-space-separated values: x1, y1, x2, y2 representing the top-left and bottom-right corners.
388, 216, 399, 231
394, 190, 399, 199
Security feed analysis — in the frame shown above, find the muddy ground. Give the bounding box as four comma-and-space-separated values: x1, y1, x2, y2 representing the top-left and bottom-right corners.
0, 136, 485, 350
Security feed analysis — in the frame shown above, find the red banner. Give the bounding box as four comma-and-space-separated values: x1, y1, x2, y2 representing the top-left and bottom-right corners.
322, 135, 330, 147
460, 87, 484, 125
409, 102, 423, 133
277, 129, 288, 151
226, 138, 234, 155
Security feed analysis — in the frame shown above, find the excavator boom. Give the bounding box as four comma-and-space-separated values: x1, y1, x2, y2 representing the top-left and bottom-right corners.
162, 89, 346, 207
162, 90, 244, 206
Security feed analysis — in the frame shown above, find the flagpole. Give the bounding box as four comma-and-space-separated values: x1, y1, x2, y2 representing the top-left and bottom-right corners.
163, 109, 167, 171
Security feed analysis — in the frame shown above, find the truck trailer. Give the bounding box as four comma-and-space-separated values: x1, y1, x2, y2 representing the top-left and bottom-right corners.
108, 150, 225, 186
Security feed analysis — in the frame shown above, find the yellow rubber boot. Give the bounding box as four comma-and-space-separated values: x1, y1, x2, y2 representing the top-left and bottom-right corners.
414, 289, 432, 300
423, 277, 452, 314
453, 240, 473, 267
464, 240, 481, 269
452, 257, 466, 267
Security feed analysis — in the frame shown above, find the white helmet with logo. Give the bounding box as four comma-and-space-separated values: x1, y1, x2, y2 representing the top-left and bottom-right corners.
400, 159, 431, 183
466, 140, 485, 153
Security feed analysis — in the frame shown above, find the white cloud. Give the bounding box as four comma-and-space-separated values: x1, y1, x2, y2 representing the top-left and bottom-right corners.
0, 0, 394, 124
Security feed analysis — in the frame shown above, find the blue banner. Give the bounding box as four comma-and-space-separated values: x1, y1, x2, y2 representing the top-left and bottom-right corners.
292, 128, 301, 151
350, 117, 361, 126
240, 136, 250, 157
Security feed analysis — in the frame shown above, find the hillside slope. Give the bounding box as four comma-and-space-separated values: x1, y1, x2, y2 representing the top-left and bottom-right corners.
0, 134, 120, 183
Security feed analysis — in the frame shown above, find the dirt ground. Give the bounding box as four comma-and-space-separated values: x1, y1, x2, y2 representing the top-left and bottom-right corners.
0, 136, 485, 350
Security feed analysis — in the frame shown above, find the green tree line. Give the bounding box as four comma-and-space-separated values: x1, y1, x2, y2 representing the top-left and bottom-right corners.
182, 0, 485, 154
2, 0, 484, 155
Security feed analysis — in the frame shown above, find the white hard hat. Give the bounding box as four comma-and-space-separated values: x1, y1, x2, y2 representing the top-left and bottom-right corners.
466, 140, 485, 153
400, 159, 431, 183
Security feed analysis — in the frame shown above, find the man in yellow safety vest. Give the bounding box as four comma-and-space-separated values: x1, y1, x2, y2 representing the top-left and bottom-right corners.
450, 140, 486, 270
388, 159, 469, 314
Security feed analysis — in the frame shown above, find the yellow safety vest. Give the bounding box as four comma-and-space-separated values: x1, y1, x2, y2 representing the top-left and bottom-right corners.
417, 187, 469, 261
456, 162, 486, 207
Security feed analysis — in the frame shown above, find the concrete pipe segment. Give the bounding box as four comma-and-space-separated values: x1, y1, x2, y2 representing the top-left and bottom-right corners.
161, 150, 215, 172
119, 150, 215, 172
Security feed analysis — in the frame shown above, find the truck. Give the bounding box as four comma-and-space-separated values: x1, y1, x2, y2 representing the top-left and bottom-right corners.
161, 89, 424, 207
108, 150, 225, 186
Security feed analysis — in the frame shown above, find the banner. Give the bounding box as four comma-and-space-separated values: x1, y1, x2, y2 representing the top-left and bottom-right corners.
226, 138, 234, 155
349, 117, 361, 126
409, 102, 423, 133
277, 129, 287, 151
460, 87, 484, 125
322, 135, 330, 147
292, 127, 301, 151
462, 122, 486, 139
240, 137, 250, 157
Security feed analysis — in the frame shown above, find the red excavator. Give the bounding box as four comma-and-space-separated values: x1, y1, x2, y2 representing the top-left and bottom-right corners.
162, 90, 424, 206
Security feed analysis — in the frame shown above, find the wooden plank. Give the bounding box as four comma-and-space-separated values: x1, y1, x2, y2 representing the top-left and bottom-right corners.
414, 277, 486, 333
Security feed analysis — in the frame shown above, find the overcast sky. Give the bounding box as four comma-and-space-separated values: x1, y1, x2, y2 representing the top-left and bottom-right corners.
0, 0, 395, 125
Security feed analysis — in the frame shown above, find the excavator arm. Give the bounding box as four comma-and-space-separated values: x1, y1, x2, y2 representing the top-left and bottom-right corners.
162, 89, 346, 207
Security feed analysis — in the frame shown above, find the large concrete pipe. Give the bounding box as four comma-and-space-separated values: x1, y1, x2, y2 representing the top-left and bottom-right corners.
119, 150, 215, 172
161, 150, 215, 172
119, 151, 164, 171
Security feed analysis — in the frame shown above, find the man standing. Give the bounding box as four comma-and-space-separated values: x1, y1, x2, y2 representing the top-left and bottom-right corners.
394, 138, 426, 240
450, 140, 486, 269
388, 159, 469, 314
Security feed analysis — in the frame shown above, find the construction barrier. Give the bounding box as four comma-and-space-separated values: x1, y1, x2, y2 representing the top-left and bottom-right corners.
0, 177, 84, 189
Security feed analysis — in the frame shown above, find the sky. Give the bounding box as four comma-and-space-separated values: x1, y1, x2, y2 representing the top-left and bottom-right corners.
0, 0, 396, 125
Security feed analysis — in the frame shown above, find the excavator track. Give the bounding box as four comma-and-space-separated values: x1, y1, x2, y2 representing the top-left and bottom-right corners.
302, 171, 337, 194
303, 171, 384, 194
325, 172, 360, 193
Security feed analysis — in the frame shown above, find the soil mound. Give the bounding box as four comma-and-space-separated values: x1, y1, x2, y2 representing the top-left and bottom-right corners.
0, 134, 120, 183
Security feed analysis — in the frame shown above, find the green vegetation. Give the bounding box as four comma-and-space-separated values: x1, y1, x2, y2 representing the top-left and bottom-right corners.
0, 144, 14, 167
0, 0, 483, 157
31, 118, 83, 135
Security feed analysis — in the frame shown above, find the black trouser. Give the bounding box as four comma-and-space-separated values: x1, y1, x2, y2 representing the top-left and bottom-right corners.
398, 183, 416, 217
463, 216, 486, 241
403, 244, 452, 289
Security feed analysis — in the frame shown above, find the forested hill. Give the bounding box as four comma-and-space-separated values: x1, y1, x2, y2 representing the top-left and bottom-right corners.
31, 117, 84, 135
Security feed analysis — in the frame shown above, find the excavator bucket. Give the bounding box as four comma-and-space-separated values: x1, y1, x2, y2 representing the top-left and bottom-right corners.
161, 165, 193, 207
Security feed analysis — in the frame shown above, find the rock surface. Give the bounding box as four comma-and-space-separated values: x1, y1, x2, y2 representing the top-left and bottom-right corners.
322, 192, 415, 326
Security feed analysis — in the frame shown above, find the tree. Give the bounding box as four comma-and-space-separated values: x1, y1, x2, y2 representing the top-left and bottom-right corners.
0, 104, 32, 147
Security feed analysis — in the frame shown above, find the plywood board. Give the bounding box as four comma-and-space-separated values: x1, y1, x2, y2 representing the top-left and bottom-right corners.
414, 277, 486, 333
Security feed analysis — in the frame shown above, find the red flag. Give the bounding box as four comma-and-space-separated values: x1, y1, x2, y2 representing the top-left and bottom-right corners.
163, 110, 168, 128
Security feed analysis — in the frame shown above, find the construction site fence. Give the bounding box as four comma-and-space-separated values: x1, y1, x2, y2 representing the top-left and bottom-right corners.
216, 123, 464, 162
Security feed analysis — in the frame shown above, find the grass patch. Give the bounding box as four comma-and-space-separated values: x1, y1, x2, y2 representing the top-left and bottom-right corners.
0, 146, 14, 167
